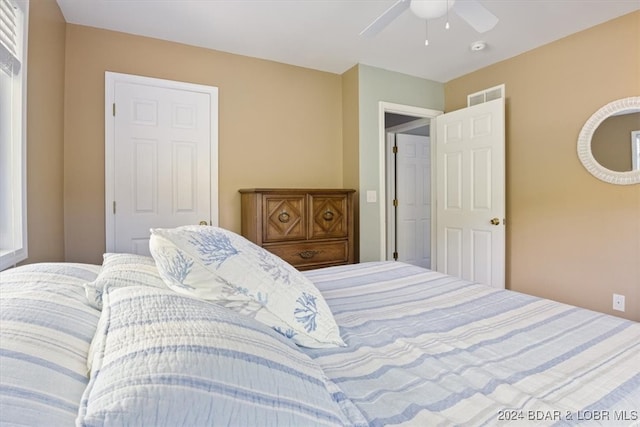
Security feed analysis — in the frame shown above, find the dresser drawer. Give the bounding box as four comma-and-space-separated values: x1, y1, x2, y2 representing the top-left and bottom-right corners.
309, 194, 349, 239
267, 241, 349, 269
263, 194, 306, 242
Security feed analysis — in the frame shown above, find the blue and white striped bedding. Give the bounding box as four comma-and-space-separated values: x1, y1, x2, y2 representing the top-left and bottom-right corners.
0, 263, 101, 427
303, 262, 640, 426
2, 260, 639, 427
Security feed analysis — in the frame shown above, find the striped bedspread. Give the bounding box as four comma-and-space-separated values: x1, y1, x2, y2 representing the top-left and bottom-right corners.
303, 262, 640, 427
0, 263, 101, 427
2, 260, 638, 427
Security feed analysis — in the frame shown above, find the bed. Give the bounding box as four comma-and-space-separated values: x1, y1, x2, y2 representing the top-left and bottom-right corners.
1, 226, 639, 426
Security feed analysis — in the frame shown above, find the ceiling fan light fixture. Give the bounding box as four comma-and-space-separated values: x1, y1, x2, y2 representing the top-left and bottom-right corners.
410, 0, 456, 20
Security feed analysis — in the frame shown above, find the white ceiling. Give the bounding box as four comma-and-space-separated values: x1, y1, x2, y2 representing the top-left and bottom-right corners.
55, 0, 640, 83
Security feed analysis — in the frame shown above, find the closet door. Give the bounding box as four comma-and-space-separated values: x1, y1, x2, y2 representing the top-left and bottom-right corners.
105, 72, 218, 255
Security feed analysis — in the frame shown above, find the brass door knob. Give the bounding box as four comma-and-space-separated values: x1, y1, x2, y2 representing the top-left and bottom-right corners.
199, 221, 208, 226
490, 217, 500, 226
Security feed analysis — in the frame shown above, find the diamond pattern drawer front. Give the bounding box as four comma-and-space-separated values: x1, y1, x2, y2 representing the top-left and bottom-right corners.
309, 195, 348, 239
240, 188, 355, 270
264, 195, 305, 242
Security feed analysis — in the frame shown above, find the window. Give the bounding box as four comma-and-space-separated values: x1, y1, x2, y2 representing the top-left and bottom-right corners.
0, 0, 28, 271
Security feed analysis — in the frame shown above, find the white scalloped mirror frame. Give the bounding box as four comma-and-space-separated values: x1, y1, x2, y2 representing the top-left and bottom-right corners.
577, 96, 640, 185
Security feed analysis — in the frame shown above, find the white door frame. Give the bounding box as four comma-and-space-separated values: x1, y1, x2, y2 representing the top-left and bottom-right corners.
104, 71, 219, 252
378, 102, 442, 263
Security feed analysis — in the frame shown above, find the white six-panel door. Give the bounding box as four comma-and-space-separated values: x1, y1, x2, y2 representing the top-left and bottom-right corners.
435, 98, 505, 288
396, 133, 431, 269
105, 72, 218, 255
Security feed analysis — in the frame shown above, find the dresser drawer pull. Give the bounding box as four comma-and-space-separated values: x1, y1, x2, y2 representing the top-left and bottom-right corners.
322, 210, 334, 221
278, 211, 290, 223
298, 250, 319, 259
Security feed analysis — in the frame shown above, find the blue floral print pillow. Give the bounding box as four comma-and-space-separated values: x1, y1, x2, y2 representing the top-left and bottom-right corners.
149, 225, 345, 348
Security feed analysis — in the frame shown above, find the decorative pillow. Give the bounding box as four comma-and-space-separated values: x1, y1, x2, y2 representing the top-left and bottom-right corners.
149, 225, 344, 348
83, 253, 167, 309
79, 285, 366, 427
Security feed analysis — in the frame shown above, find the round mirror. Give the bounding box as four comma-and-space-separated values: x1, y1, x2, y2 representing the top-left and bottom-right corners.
577, 97, 640, 185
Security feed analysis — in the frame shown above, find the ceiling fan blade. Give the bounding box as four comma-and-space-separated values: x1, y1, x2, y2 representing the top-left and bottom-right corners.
453, 0, 498, 33
360, 0, 411, 37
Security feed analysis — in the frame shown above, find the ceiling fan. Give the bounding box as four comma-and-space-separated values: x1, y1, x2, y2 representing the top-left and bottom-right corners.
360, 0, 499, 37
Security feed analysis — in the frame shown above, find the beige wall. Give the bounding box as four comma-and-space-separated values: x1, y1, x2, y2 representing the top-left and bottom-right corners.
24, 0, 66, 264
341, 65, 360, 260
445, 11, 640, 321
26, 3, 640, 321
63, 25, 343, 264
342, 65, 360, 193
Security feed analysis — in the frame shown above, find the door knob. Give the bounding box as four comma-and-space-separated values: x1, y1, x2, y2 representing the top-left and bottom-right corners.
199, 221, 208, 226
490, 217, 500, 226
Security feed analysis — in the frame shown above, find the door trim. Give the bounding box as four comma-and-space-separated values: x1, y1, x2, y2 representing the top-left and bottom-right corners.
378, 102, 442, 262
104, 71, 219, 252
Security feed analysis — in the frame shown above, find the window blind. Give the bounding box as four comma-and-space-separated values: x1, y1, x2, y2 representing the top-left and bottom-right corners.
0, 0, 19, 74
0, 0, 25, 271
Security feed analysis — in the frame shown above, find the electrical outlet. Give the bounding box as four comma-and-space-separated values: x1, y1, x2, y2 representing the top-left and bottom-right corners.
612, 294, 625, 312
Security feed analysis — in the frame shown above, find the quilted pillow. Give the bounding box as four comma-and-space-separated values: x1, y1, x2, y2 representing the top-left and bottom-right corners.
79, 285, 366, 427
149, 225, 344, 348
84, 253, 167, 309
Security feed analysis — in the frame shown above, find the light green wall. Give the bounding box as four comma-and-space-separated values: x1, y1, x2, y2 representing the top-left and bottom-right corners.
357, 65, 444, 261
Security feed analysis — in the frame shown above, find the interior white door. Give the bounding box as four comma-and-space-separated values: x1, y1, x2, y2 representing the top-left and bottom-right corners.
435, 98, 505, 288
106, 74, 216, 255
396, 133, 431, 268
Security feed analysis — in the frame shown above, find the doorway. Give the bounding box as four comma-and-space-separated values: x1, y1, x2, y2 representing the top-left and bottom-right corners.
378, 102, 442, 267
378, 96, 505, 287
386, 117, 431, 268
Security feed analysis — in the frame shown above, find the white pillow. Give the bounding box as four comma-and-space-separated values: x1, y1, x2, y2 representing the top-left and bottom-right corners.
149, 225, 344, 348
84, 253, 167, 309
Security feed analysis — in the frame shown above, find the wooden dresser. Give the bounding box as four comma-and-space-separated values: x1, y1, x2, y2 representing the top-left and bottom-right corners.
239, 188, 356, 270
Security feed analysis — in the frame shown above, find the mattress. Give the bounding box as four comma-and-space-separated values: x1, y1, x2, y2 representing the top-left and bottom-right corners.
303, 261, 640, 426
1, 259, 638, 426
